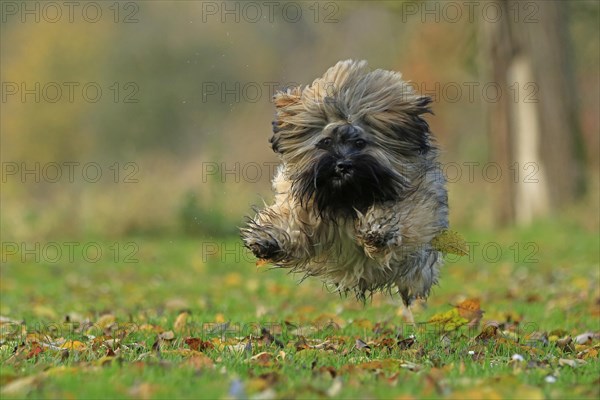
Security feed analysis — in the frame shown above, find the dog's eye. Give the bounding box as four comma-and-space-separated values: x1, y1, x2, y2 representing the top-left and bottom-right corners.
354, 139, 367, 149
318, 138, 332, 147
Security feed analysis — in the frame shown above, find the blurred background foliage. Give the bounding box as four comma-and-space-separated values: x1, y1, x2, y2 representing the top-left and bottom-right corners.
1, 0, 598, 240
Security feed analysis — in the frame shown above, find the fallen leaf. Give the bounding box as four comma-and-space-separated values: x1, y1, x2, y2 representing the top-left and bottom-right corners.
95, 314, 116, 330
524, 331, 549, 347
355, 338, 371, 353
429, 308, 468, 332
173, 312, 189, 333
575, 332, 598, 345
95, 355, 116, 367
431, 230, 468, 256
475, 323, 500, 342
310, 340, 336, 351
26, 343, 45, 360
577, 347, 598, 359
558, 358, 586, 368
186, 353, 215, 370
224, 343, 247, 355
159, 331, 175, 341
139, 324, 162, 333
249, 351, 273, 366
103, 338, 120, 350
59, 340, 86, 351
400, 361, 422, 371
276, 350, 287, 361
259, 328, 284, 348
456, 298, 484, 327
290, 325, 318, 336
556, 336, 575, 353
316, 366, 337, 378
185, 337, 214, 351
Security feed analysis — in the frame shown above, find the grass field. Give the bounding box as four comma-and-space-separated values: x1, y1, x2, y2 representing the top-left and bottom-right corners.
1, 215, 599, 399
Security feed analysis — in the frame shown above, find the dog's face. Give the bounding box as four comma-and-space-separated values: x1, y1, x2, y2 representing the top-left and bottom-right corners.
270, 60, 433, 218
291, 122, 405, 218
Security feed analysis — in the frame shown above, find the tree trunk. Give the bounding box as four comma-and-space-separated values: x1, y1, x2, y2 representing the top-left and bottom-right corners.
483, 0, 585, 225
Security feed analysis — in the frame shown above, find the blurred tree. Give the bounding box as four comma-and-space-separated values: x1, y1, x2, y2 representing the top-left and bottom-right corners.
483, 0, 586, 225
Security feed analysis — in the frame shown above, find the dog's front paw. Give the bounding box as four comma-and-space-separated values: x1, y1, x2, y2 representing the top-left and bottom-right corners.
355, 209, 402, 257
247, 236, 283, 261
362, 229, 399, 249
240, 222, 287, 262
359, 227, 401, 252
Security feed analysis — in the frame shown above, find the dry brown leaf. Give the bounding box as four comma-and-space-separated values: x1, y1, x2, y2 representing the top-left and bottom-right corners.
398, 335, 416, 349
577, 347, 598, 359
139, 324, 162, 333
456, 298, 484, 327
25, 343, 45, 360
185, 337, 214, 351
249, 351, 274, 366
173, 312, 189, 333
475, 323, 500, 342
186, 353, 215, 370
355, 359, 398, 371
556, 336, 575, 353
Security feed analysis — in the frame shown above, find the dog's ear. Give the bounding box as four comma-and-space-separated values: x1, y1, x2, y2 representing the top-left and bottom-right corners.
368, 93, 433, 155
398, 95, 433, 154
413, 96, 433, 116
270, 87, 302, 154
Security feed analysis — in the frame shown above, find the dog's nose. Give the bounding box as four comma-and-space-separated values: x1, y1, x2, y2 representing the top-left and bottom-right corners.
335, 160, 352, 174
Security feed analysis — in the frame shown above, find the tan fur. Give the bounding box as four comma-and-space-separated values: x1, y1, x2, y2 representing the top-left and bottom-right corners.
242, 60, 448, 305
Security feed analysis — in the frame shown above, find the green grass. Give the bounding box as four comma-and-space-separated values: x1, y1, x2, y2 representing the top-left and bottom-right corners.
1, 215, 599, 399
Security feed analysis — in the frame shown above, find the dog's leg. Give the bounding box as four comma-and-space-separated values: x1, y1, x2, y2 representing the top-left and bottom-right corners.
241, 205, 313, 265
354, 203, 403, 263
398, 288, 417, 329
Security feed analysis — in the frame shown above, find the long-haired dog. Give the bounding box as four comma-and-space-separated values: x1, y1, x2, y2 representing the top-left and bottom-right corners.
241, 60, 448, 313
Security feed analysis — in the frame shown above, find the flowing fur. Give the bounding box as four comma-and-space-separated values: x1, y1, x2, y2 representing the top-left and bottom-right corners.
241, 60, 448, 306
